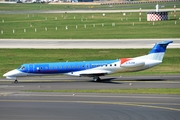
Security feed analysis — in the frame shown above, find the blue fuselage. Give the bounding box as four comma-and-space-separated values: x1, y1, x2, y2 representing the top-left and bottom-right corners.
19, 60, 119, 74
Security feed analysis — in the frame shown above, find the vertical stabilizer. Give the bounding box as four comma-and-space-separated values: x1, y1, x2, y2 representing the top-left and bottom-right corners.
147, 41, 173, 61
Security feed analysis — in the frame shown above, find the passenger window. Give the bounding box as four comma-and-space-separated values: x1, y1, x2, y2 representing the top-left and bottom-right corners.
60, 66, 62, 69
114, 64, 116, 66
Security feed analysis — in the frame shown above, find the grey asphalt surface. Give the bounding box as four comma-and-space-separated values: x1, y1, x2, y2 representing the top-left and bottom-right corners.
1, 75, 180, 90
0, 94, 180, 120
0, 39, 180, 48
0, 75, 180, 120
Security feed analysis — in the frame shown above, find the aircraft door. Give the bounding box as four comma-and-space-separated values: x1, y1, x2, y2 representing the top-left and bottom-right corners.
29, 64, 33, 73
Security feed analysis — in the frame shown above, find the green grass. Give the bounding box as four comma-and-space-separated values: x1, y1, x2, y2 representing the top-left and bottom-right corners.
0, 12, 180, 39
1, 48, 180, 77
23, 88, 180, 94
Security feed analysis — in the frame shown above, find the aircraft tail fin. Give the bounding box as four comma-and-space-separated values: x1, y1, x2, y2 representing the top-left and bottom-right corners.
147, 40, 173, 61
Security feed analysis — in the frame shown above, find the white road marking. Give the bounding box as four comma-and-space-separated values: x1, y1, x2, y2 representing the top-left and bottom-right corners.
0, 85, 24, 88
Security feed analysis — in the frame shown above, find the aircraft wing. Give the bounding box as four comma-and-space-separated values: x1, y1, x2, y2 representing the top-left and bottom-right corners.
80, 70, 109, 77
65, 69, 110, 77
80, 72, 107, 77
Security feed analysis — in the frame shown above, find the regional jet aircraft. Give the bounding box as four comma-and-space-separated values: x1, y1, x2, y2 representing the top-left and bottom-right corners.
3, 41, 173, 83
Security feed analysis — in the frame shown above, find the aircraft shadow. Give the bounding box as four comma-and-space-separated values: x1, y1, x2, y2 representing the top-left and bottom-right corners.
114, 76, 167, 81
10, 77, 167, 84
132, 79, 166, 81
89, 78, 121, 84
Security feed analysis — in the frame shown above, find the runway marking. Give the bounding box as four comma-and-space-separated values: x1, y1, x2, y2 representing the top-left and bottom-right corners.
0, 85, 24, 88
5, 92, 180, 100
0, 92, 12, 96
0, 99, 180, 112
114, 81, 180, 83
11, 93, 180, 100
79, 101, 180, 112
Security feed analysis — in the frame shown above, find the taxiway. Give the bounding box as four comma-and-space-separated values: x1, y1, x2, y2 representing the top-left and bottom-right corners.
0, 39, 180, 48
0, 76, 180, 120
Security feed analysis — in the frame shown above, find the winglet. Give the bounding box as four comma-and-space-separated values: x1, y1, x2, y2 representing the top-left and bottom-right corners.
149, 40, 173, 54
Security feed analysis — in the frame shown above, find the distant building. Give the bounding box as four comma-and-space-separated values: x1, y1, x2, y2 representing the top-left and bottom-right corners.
78, 0, 93, 2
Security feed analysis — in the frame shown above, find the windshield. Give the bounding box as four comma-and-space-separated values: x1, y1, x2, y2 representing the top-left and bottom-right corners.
18, 66, 26, 70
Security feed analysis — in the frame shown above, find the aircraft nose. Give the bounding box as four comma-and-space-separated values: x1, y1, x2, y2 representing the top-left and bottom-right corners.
3, 73, 7, 77
3, 72, 10, 77
3, 69, 21, 77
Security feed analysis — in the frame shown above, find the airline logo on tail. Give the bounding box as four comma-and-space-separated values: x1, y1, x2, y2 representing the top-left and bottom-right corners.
3, 41, 173, 83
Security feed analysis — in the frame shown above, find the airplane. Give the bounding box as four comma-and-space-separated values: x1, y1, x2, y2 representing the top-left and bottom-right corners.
3, 40, 173, 83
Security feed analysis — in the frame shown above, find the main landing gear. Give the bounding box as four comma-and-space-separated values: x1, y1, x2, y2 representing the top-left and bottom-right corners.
93, 76, 101, 82
14, 79, 18, 83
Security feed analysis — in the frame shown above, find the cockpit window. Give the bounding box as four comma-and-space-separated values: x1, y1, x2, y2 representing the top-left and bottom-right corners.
19, 66, 26, 70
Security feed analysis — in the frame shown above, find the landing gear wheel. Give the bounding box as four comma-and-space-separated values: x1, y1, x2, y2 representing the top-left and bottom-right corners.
14, 80, 18, 83
93, 76, 101, 82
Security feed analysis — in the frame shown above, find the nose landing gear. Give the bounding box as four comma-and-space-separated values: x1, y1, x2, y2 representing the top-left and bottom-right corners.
14, 79, 18, 83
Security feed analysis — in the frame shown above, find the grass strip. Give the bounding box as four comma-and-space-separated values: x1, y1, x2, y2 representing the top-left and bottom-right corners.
23, 88, 180, 94
0, 12, 180, 39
